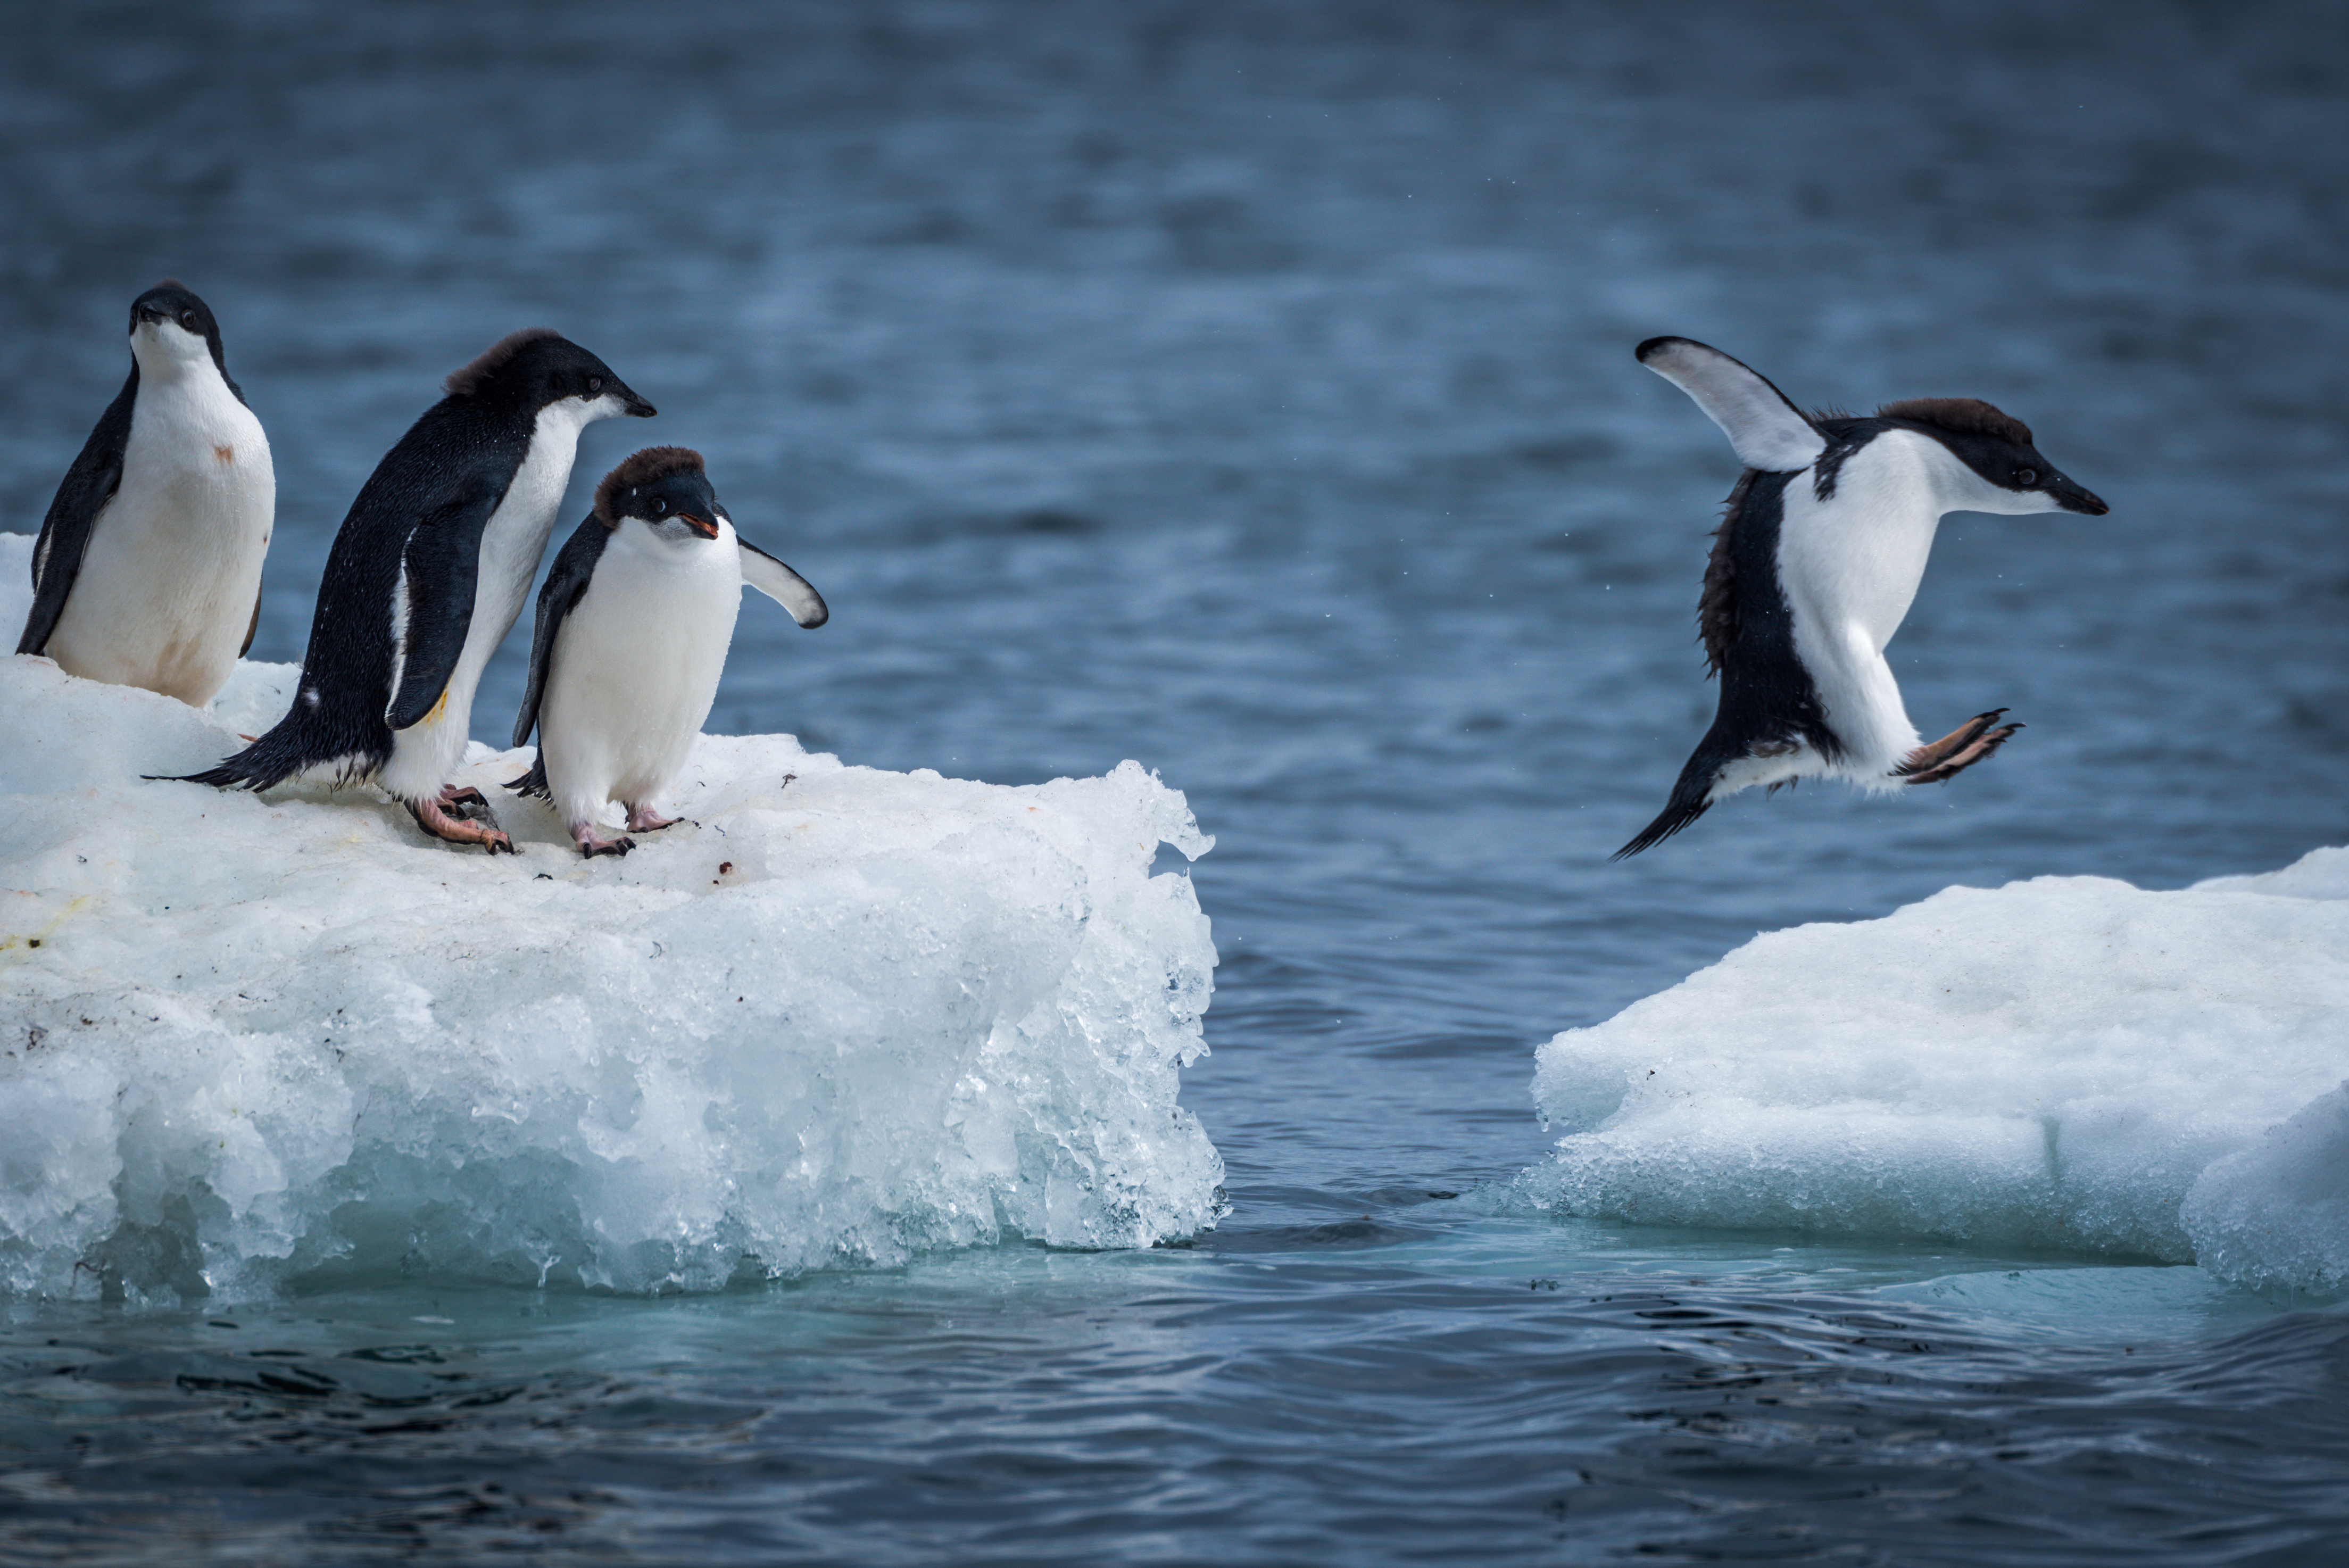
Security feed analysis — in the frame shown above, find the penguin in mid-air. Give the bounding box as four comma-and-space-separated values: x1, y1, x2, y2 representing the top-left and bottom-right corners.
1615, 336, 2108, 859
16, 280, 273, 706
505, 447, 827, 857
180, 328, 653, 851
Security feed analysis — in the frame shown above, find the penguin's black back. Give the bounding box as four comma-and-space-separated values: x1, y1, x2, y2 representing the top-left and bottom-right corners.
182, 392, 535, 791
16, 367, 137, 658
1615, 468, 1839, 858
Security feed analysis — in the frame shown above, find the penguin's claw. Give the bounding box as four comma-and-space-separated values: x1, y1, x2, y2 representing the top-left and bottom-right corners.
625, 805, 682, 833
1896, 710, 2022, 786
572, 828, 634, 858
409, 793, 518, 854
433, 784, 506, 833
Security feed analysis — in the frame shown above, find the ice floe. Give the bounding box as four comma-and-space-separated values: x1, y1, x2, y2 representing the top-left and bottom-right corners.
0, 534, 1222, 1301
1527, 849, 2349, 1294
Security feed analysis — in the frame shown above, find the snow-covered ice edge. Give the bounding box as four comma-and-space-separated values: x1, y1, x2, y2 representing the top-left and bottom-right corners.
0, 536, 1222, 1301
1523, 849, 2349, 1295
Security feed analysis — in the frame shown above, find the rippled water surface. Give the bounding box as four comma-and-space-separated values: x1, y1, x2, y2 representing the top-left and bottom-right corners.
4, 1, 2348, 1561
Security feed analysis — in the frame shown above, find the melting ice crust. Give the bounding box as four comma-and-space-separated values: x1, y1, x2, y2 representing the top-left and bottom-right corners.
1525, 848, 2349, 1296
0, 538, 1222, 1301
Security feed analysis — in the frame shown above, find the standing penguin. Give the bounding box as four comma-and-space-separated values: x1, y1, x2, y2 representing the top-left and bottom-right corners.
505, 447, 826, 857
1616, 336, 2108, 858
180, 328, 653, 851
16, 280, 273, 706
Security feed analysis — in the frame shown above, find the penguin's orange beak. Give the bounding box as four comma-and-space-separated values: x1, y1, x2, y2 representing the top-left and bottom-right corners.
679, 513, 719, 540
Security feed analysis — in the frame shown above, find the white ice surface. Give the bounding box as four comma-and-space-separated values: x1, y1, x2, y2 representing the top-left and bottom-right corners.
0, 535, 1222, 1301
1525, 849, 2349, 1295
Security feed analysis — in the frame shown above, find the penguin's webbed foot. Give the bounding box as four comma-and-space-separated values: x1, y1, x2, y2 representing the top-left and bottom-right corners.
1896, 709, 2022, 786
624, 804, 683, 834
410, 793, 517, 854
570, 823, 635, 859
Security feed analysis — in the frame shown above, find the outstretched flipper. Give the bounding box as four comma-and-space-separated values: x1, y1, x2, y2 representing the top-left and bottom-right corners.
1896, 710, 2021, 785
740, 538, 828, 628
1636, 337, 1826, 474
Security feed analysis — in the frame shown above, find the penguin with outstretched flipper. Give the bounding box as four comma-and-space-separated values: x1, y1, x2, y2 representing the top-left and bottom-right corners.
506, 447, 826, 858
178, 328, 653, 851
18, 281, 273, 707
1616, 337, 2109, 859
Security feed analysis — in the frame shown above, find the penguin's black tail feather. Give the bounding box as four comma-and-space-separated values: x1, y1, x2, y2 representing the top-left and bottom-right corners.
166, 726, 305, 792
1613, 744, 1730, 860
1613, 792, 1712, 860
504, 755, 551, 800
172, 756, 269, 791
156, 711, 379, 794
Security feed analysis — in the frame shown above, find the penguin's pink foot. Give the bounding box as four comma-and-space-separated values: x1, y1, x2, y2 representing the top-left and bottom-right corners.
1896, 709, 2022, 785
624, 803, 682, 833
569, 821, 635, 858
410, 792, 517, 853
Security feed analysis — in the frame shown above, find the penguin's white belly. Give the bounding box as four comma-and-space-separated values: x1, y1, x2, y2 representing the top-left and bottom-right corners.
379, 403, 592, 802
539, 527, 742, 829
1775, 434, 1945, 782
44, 376, 273, 707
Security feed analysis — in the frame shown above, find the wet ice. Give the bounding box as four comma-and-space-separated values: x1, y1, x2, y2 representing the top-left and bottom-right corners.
0, 535, 1222, 1301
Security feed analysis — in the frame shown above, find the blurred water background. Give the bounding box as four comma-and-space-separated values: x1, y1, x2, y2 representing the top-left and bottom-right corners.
3, 1, 2347, 1561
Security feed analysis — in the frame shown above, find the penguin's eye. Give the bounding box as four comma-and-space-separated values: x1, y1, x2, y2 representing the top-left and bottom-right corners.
178, 310, 196, 329
2016, 468, 2038, 486
651, 497, 668, 515
587, 376, 604, 395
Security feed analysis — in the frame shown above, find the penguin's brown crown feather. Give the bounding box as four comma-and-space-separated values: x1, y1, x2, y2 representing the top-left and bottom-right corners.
593, 446, 706, 527
1875, 396, 2033, 449
444, 327, 565, 397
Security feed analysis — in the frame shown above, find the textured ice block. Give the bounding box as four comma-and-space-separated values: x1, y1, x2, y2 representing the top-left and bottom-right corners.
1527, 848, 2349, 1292
0, 536, 1222, 1300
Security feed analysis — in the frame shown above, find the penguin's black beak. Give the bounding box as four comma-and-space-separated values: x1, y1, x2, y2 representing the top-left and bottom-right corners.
680, 514, 719, 540
619, 386, 657, 418
2049, 475, 2109, 516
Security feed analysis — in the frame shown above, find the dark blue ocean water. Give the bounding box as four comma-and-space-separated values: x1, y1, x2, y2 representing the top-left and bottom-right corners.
4, 1, 2348, 1561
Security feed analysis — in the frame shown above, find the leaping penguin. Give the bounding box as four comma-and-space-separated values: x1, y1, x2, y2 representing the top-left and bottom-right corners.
1615, 336, 2108, 859
16, 281, 273, 707
180, 328, 653, 851
505, 447, 827, 857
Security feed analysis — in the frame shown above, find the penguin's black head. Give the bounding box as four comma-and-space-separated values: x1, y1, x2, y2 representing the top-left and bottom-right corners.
1877, 396, 2109, 517
595, 447, 727, 541
444, 328, 658, 420
128, 279, 234, 381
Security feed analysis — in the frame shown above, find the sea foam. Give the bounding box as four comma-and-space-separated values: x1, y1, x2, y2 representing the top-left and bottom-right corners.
0, 535, 1221, 1301
1525, 849, 2349, 1293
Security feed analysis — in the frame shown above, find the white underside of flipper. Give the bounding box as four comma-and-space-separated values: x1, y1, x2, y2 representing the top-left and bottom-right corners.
739, 544, 826, 627
536, 516, 742, 836
378, 395, 619, 805
43, 333, 273, 708
1638, 336, 1826, 474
